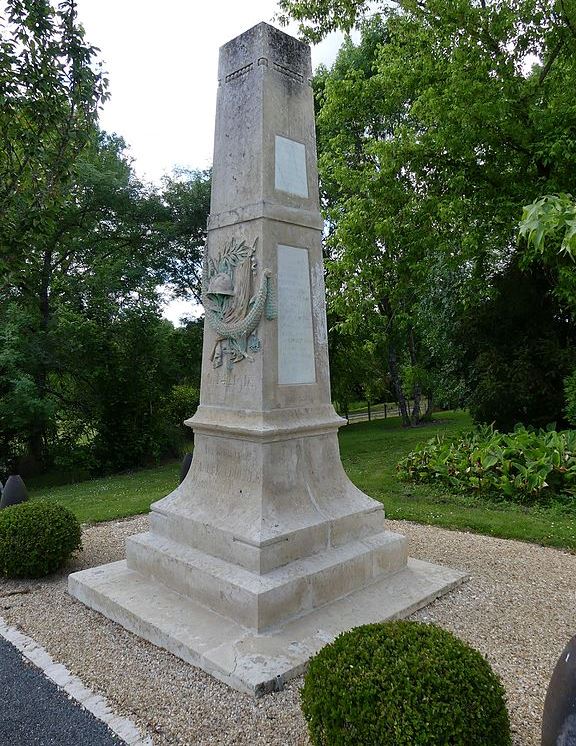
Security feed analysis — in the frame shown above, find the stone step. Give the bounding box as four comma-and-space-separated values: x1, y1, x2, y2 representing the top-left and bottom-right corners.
68, 557, 467, 696
125, 529, 407, 631
149, 502, 385, 573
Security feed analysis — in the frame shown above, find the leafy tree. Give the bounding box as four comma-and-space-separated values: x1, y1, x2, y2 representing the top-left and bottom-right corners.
457, 261, 576, 429
284, 1, 576, 427
519, 192, 576, 423
0, 131, 208, 475
86, 313, 186, 472
0, 2, 209, 477
0, 0, 107, 281
160, 169, 211, 305
327, 311, 391, 416
0, 132, 165, 467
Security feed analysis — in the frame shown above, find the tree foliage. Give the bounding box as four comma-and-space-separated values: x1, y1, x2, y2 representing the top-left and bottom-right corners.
0, 131, 206, 475
456, 262, 575, 428
291, 0, 576, 427
160, 169, 211, 305
0, 0, 108, 281
0, 2, 208, 479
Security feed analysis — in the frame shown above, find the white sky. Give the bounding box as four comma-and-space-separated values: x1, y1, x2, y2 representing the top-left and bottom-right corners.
75, 1, 345, 183
74, 1, 346, 324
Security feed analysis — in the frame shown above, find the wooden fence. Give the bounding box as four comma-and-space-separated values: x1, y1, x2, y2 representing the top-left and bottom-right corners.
341, 400, 429, 424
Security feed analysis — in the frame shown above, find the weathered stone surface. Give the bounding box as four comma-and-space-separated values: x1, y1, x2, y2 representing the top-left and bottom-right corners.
542, 635, 576, 746
69, 558, 464, 697
69, 22, 466, 695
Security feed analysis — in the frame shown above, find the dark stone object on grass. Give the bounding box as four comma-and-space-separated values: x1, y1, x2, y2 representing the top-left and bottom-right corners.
542, 635, 576, 746
180, 452, 193, 484
0, 475, 28, 510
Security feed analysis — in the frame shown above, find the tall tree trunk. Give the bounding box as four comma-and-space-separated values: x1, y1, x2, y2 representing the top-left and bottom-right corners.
408, 330, 421, 425
388, 344, 411, 427
378, 296, 411, 427
411, 383, 422, 424
423, 393, 434, 420
29, 246, 53, 466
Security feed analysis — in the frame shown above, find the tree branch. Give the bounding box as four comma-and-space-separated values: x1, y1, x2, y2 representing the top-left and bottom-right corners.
539, 37, 565, 85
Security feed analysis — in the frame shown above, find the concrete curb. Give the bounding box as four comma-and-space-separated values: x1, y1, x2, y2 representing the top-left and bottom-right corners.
0, 616, 152, 746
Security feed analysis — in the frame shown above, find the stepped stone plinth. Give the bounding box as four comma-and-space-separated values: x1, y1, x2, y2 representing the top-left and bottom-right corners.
68, 22, 466, 696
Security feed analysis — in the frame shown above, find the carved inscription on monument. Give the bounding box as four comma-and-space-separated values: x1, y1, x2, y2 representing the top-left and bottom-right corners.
275, 136, 308, 198
277, 245, 316, 384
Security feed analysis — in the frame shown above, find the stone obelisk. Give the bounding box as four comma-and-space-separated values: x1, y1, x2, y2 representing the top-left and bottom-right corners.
69, 23, 465, 695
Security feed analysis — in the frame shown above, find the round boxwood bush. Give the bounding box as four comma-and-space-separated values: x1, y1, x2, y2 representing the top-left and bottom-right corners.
301, 621, 511, 746
0, 500, 82, 578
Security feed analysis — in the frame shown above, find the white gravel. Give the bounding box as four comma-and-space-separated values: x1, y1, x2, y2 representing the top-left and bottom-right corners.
1, 515, 574, 745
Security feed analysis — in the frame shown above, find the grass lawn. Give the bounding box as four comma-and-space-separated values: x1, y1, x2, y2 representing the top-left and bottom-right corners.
29, 461, 180, 524
30, 410, 576, 551
340, 411, 576, 552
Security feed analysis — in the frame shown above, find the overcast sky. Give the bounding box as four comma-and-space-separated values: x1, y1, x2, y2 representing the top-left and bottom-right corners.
73, 2, 346, 323
75, 1, 345, 182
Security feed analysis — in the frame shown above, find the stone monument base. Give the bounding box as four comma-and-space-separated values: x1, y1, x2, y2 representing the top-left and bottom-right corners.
69, 556, 466, 696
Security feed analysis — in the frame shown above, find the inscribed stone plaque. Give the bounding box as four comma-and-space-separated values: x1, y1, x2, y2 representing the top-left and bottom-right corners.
277, 245, 316, 384
275, 136, 308, 198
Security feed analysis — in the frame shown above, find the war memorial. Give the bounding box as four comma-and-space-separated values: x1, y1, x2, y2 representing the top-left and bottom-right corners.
69, 22, 465, 696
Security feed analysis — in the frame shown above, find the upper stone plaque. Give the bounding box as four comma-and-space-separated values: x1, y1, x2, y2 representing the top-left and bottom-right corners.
209, 22, 319, 221
275, 136, 309, 198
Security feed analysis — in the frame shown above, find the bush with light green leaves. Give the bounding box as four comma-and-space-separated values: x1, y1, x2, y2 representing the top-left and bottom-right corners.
397, 425, 576, 505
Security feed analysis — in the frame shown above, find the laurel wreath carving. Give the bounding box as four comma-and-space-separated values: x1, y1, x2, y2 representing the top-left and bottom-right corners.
202, 237, 276, 367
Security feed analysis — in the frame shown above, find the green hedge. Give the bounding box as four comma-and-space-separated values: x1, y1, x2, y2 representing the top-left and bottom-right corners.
0, 500, 82, 578
301, 621, 511, 746
397, 425, 576, 504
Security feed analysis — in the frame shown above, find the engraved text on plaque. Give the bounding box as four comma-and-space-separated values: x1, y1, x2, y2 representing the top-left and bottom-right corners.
277, 244, 316, 384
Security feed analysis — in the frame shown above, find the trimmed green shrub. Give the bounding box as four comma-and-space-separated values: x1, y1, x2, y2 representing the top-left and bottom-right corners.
0, 500, 82, 578
397, 425, 576, 505
301, 621, 511, 746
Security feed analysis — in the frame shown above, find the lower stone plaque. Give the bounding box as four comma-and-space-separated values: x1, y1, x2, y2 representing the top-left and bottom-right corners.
277, 244, 316, 384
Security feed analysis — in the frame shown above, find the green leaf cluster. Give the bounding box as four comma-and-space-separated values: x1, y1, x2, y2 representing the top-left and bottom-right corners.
398, 425, 576, 504
520, 193, 576, 258
290, 0, 576, 427
301, 620, 511, 746
0, 0, 108, 280
518, 193, 576, 313
0, 499, 81, 577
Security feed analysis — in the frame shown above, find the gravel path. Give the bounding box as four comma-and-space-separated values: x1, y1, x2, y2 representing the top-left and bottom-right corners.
0, 515, 574, 745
